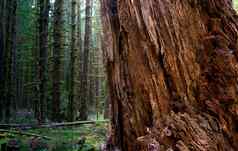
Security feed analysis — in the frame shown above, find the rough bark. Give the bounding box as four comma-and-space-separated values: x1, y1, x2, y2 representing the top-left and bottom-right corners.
79, 0, 92, 120
101, 0, 238, 151
38, 0, 50, 123
52, 0, 64, 122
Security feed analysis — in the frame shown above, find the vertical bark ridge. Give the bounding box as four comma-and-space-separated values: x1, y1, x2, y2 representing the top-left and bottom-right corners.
102, 0, 238, 150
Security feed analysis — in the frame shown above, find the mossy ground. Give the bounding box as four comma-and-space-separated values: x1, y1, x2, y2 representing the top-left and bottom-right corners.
0, 123, 108, 151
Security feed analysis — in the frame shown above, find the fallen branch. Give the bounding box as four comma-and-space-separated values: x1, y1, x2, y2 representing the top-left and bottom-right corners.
0, 120, 109, 130
44, 120, 109, 128
0, 129, 51, 140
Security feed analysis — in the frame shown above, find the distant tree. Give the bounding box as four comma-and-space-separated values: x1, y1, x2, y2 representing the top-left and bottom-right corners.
76, 0, 83, 117
38, 0, 50, 123
0, 0, 5, 121
2, 0, 17, 123
52, 0, 64, 122
68, 0, 77, 122
10, 0, 17, 113
79, 0, 92, 120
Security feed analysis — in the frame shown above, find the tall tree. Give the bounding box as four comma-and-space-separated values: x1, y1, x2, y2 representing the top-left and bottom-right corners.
76, 0, 83, 117
2, 0, 17, 123
38, 0, 50, 123
68, 0, 77, 122
10, 0, 17, 113
52, 0, 64, 121
0, 0, 5, 121
79, 0, 92, 120
102, 0, 238, 150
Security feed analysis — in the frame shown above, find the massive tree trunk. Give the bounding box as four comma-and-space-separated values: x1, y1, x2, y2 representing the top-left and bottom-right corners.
79, 0, 92, 120
101, 0, 238, 151
38, 0, 50, 123
52, 0, 64, 122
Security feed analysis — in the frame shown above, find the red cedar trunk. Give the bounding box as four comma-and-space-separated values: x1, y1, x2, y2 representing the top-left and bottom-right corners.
101, 0, 238, 151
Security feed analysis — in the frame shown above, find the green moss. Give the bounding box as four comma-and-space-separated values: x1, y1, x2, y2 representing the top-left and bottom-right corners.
0, 124, 107, 151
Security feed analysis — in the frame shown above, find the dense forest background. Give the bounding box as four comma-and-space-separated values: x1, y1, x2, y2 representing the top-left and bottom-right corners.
0, 0, 107, 125
0, 0, 108, 150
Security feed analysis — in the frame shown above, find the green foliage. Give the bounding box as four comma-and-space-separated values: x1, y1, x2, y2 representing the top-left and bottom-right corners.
234, 0, 238, 11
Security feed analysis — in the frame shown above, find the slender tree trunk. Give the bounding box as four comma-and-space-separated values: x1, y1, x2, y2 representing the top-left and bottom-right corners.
38, 0, 50, 123
68, 0, 77, 122
79, 0, 92, 120
4, 0, 12, 123
102, 0, 238, 151
76, 0, 83, 118
10, 0, 17, 115
34, 0, 40, 120
3, 0, 17, 123
88, 47, 95, 113
0, 0, 5, 121
52, 0, 64, 122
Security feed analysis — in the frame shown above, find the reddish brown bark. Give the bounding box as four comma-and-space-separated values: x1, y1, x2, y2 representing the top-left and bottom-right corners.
101, 0, 238, 151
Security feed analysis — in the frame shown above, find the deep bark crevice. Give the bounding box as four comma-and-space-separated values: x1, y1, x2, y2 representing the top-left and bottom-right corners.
102, 0, 238, 150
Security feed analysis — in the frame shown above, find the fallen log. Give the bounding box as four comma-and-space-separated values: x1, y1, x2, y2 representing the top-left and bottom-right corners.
0, 120, 109, 130
0, 129, 51, 140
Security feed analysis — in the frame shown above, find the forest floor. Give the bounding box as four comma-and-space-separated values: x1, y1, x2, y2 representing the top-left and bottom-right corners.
0, 123, 108, 151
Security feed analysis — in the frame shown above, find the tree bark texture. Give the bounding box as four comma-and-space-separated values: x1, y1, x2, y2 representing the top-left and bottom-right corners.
79, 0, 92, 120
101, 0, 238, 151
52, 0, 64, 122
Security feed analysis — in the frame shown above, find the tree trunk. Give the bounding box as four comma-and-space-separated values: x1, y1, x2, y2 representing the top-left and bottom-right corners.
88, 47, 95, 114
76, 0, 83, 118
52, 0, 64, 122
38, 0, 50, 123
101, 0, 238, 151
10, 0, 17, 115
79, 0, 92, 120
2, 0, 17, 123
0, 0, 5, 121
68, 0, 77, 122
